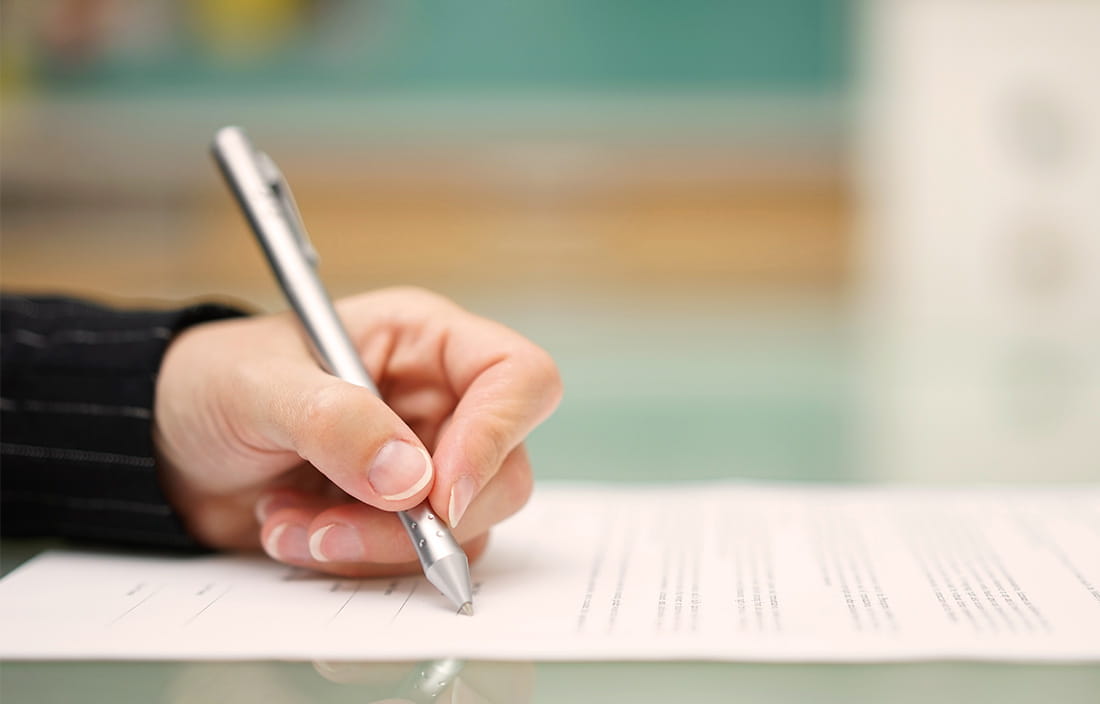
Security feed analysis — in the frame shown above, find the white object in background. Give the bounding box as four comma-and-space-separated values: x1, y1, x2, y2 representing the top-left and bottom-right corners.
859, 0, 1100, 480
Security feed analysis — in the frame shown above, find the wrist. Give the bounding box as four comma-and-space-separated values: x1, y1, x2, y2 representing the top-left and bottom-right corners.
153, 318, 259, 551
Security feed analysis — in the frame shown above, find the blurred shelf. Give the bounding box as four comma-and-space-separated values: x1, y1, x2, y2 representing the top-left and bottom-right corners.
1, 94, 851, 303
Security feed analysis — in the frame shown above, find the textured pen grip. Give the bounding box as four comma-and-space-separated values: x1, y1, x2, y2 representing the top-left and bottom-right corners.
398, 504, 462, 571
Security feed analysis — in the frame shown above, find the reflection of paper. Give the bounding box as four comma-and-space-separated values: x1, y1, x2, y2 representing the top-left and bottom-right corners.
1, 483, 1098, 662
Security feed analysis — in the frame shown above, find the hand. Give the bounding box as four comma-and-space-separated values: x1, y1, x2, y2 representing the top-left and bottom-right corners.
153, 287, 561, 576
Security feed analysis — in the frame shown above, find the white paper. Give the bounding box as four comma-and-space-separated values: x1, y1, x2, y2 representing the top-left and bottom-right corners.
1, 483, 1098, 662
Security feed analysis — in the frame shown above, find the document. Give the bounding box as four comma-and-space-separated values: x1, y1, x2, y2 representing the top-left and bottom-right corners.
1, 483, 1098, 662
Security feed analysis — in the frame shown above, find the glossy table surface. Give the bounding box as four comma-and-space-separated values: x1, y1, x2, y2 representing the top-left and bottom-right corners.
3, 302, 1097, 702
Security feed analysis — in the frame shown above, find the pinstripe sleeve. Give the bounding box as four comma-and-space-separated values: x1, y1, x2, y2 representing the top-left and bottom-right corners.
1, 294, 247, 548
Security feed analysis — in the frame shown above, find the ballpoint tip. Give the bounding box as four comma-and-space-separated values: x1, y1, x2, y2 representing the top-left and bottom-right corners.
459, 602, 474, 617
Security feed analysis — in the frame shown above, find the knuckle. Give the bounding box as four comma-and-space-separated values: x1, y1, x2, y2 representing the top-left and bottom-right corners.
527, 347, 564, 408
459, 432, 504, 483
479, 408, 517, 469
382, 285, 452, 311
297, 383, 348, 454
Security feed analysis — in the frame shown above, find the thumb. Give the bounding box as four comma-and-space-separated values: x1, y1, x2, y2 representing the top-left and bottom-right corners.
242, 361, 434, 511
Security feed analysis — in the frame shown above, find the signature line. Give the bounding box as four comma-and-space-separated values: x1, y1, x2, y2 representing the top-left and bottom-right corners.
328, 581, 362, 625
185, 586, 232, 626
108, 586, 162, 626
389, 582, 418, 625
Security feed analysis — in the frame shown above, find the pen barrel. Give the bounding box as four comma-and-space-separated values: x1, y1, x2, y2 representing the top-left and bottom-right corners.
259, 222, 376, 392
283, 272, 375, 392
211, 126, 377, 394
213, 125, 472, 611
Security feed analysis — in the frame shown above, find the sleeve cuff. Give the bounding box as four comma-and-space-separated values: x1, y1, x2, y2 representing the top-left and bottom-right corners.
1, 296, 249, 550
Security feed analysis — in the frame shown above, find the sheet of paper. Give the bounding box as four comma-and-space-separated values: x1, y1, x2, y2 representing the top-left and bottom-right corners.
1, 483, 1098, 662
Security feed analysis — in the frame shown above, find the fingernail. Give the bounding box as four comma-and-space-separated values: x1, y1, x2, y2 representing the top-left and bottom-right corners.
254, 495, 276, 524
448, 476, 478, 528
309, 523, 364, 562
368, 441, 433, 501
264, 523, 310, 562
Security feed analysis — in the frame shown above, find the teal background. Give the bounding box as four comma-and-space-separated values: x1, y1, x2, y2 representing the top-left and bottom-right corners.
43, 0, 849, 96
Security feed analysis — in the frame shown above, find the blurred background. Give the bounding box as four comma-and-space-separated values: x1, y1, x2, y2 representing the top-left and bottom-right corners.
1, 0, 1097, 484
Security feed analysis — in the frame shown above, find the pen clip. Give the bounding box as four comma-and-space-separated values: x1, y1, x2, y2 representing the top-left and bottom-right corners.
255, 149, 319, 267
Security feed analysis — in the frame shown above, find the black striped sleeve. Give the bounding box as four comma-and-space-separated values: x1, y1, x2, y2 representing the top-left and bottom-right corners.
1, 294, 247, 548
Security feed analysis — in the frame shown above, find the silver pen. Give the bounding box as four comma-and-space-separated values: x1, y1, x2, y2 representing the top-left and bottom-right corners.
211, 126, 474, 615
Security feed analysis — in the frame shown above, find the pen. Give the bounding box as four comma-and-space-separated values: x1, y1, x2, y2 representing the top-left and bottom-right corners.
211, 126, 474, 615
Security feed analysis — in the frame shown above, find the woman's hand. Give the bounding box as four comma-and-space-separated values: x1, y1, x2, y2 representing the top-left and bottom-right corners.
153, 287, 561, 576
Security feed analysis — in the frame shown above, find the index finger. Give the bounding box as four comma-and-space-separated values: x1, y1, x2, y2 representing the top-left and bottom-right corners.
426, 313, 562, 527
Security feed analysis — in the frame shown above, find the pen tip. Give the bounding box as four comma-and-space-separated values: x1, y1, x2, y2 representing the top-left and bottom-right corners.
459, 602, 474, 617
